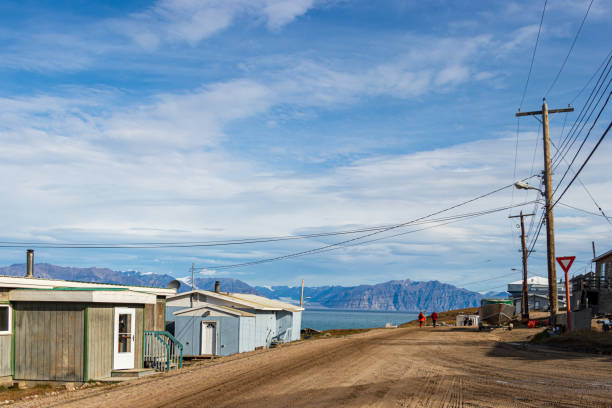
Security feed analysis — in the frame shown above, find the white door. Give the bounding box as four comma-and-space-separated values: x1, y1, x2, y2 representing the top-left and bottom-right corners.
114, 307, 136, 370
201, 322, 217, 355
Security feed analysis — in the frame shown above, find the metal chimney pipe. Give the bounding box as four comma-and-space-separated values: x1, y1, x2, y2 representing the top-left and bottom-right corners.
214, 281, 220, 293
26, 249, 34, 278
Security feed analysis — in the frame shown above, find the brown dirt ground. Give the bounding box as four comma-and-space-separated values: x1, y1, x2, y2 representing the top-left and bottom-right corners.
400, 307, 480, 327
8, 326, 612, 407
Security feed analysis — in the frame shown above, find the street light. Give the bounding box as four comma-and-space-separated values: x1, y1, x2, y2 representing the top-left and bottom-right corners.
514, 181, 543, 195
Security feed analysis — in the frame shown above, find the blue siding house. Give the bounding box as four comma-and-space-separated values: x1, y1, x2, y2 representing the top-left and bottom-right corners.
166, 286, 303, 357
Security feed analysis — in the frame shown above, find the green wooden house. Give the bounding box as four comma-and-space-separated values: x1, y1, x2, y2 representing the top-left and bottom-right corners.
0, 274, 179, 385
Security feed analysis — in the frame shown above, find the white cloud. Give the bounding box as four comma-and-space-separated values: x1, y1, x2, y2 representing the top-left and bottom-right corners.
198, 268, 216, 275
117, 0, 318, 49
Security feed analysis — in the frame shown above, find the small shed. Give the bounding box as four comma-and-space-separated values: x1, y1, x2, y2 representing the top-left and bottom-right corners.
456, 314, 479, 327
166, 288, 303, 357
0, 275, 176, 384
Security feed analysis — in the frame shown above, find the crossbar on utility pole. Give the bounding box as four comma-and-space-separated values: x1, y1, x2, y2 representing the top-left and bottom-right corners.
509, 211, 535, 320
516, 99, 574, 326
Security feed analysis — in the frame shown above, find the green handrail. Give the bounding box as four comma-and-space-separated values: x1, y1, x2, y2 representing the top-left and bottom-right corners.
144, 330, 183, 370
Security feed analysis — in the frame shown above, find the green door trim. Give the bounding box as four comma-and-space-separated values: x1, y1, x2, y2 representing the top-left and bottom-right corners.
83, 306, 89, 381
11, 305, 15, 377
142, 307, 145, 368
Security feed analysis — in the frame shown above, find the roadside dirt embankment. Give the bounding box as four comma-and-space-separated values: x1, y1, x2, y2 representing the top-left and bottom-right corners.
8, 326, 612, 408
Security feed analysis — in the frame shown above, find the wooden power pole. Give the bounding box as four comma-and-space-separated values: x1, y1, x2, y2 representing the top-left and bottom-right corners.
300, 279, 305, 307
191, 263, 195, 292
509, 211, 534, 320
516, 99, 573, 326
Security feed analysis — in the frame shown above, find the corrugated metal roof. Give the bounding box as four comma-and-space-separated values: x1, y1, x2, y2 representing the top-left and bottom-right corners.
173, 302, 255, 317
0, 275, 176, 296
169, 290, 303, 312
9, 288, 157, 304
509, 276, 548, 285
228, 293, 303, 312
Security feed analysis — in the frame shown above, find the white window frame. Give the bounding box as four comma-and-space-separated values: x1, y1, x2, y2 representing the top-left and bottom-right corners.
0, 304, 11, 335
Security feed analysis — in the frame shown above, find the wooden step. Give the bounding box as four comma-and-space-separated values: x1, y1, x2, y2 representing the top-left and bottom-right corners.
111, 368, 156, 378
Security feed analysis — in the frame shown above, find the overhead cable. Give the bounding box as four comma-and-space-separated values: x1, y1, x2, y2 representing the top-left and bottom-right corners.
200, 200, 539, 271
544, 0, 595, 96
519, 0, 548, 109
553, 121, 612, 207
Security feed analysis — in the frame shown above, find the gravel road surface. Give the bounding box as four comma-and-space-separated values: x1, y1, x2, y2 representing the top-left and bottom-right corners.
10, 327, 612, 407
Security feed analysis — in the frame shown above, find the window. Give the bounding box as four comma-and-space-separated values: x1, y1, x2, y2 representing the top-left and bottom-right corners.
0, 305, 10, 334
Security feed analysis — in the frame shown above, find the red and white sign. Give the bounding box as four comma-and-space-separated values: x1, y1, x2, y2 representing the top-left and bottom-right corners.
556, 256, 576, 273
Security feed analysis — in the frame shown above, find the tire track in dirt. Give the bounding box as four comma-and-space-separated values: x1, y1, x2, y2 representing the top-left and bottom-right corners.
10, 327, 612, 408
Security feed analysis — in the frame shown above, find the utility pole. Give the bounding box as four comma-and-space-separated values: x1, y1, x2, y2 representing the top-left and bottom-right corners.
516, 99, 573, 326
509, 211, 534, 320
300, 279, 305, 308
191, 263, 195, 292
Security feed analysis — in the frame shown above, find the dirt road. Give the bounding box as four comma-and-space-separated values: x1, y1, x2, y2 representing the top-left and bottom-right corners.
11, 327, 612, 407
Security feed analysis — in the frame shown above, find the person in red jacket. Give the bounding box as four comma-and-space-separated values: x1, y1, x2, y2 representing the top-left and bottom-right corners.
431, 311, 439, 328
418, 311, 426, 328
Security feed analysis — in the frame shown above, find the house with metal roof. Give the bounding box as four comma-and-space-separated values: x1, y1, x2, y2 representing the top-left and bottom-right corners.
0, 252, 181, 385
507, 276, 567, 314
166, 282, 303, 357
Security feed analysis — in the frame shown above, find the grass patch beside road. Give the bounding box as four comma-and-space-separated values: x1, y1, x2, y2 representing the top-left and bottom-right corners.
302, 328, 371, 340
531, 329, 612, 355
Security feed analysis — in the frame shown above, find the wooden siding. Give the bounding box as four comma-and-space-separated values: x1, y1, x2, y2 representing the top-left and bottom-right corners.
0, 289, 9, 301
144, 299, 166, 331
135, 306, 143, 369
88, 304, 144, 376
87, 305, 113, 380
14, 302, 84, 382
155, 298, 166, 331
0, 335, 10, 376
144, 304, 155, 331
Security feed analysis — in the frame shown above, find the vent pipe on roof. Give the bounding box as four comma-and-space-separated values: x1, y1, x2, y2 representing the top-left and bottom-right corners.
214, 281, 220, 293
26, 249, 34, 278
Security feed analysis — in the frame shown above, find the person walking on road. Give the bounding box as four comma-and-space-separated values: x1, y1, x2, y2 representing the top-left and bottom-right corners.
418, 311, 426, 328
431, 311, 439, 328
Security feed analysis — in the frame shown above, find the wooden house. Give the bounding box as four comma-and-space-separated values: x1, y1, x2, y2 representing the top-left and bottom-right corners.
0, 274, 178, 385
571, 248, 612, 315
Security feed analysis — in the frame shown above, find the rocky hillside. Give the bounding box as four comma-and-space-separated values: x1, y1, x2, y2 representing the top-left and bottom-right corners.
256, 280, 486, 312
0, 263, 257, 294
0, 263, 177, 288
1, 263, 502, 311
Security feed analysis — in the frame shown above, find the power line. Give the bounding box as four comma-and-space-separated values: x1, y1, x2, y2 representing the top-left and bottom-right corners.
521, 116, 608, 254
571, 49, 612, 105
0, 177, 538, 253
200, 200, 538, 271
553, 55, 611, 168
513, 0, 548, 266
519, 0, 548, 109
558, 202, 612, 221
544, 0, 594, 96
553, 121, 612, 207
550, 138, 612, 227
552, 59, 611, 170
553, 90, 611, 196
289, 201, 540, 260
0, 225, 400, 249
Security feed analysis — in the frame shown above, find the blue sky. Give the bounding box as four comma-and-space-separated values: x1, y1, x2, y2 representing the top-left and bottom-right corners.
1, 0, 611, 292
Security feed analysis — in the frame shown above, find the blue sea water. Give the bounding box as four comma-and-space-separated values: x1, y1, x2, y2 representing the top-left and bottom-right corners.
302, 309, 418, 331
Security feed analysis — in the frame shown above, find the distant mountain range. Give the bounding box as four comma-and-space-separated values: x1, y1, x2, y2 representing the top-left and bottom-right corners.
0, 263, 509, 312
